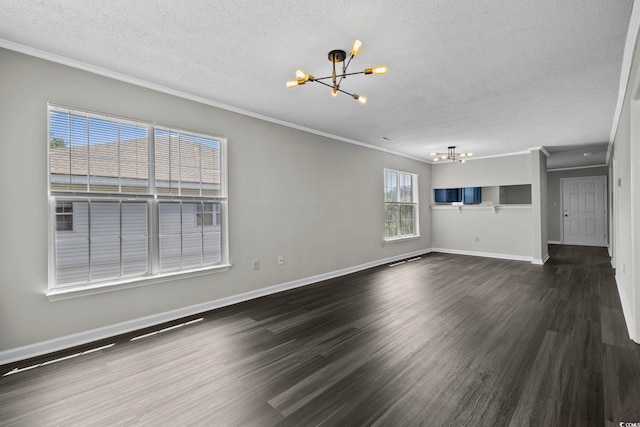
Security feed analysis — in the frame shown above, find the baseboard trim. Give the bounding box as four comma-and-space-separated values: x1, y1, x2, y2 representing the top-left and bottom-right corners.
547, 240, 562, 245
615, 274, 638, 344
0, 248, 432, 366
532, 254, 551, 265
431, 248, 533, 263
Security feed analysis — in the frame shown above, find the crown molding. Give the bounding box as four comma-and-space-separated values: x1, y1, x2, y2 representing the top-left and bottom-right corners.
547, 164, 608, 172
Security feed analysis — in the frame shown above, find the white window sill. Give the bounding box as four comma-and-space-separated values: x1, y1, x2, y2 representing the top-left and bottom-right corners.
46, 264, 232, 302
384, 234, 421, 244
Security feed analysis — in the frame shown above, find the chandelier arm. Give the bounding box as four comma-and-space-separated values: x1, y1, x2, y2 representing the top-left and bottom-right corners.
332, 60, 337, 90
336, 87, 355, 97
315, 71, 367, 82
314, 71, 367, 82
312, 80, 355, 97
338, 54, 354, 87
344, 54, 355, 73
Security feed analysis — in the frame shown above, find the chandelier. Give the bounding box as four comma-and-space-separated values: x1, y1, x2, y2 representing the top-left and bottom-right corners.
431, 146, 473, 163
286, 39, 388, 104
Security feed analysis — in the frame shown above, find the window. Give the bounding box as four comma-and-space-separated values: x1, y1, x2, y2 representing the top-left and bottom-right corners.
55, 201, 74, 231
48, 106, 227, 290
196, 203, 216, 227
384, 169, 419, 239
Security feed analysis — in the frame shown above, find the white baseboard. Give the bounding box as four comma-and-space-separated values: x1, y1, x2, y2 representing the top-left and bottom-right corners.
615, 274, 638, 344
431, 248, 533, 263
532, 254, 551, 265
0, 248, 432, 366
547, 240, 562, 245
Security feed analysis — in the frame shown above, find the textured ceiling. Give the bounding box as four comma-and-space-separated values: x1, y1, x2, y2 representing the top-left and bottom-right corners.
0, 0, 634, 168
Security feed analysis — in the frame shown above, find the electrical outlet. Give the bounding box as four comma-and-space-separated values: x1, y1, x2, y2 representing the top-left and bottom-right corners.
475, 236, 480, 243
253, 259, 260, 270
278, 255, 284, 265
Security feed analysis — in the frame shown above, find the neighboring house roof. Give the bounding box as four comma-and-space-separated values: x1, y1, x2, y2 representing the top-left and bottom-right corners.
50, 135, 221, 190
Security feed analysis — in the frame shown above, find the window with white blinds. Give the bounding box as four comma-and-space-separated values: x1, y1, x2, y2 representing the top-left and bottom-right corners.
384, 169, 419, 240
158, 202, 221, 271
48, 106, 227, 290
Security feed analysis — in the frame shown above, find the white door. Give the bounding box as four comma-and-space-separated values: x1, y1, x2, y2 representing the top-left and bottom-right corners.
562, 176, 606, 246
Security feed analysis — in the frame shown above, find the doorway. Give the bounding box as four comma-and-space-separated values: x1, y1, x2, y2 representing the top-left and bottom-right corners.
561, 176, 607, 247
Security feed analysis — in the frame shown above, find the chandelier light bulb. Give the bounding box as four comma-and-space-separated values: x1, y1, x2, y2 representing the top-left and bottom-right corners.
351, 39, 363, 56
286, 80, 299, 88
353, 94, 367, 104
296, 69, 314, 81
365, 65, 388, 75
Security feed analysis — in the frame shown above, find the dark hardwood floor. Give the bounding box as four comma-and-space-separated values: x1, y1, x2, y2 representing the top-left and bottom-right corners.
1, 245, 640, 426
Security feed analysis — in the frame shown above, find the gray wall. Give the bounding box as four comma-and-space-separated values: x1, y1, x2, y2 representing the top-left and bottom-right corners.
431, 152, 546, 261
546, 166, 609, 243
0, 48, 432, 354
531, 150, 548, 263
611, 20, 640, 343
431, 206, 532, 257
431, 153, 531, 188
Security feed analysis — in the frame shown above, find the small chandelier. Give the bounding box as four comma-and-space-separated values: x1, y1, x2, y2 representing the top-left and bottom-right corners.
286, 39, 388, 104
431, 146, 473, 163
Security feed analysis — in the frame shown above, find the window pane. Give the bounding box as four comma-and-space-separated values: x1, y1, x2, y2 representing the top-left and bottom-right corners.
200, 137, 221, 197
182, 233, 203, 267
159, 202, 181, 235
49, 109, 148, 194
159, 235, 181, 271
54, 201, 89, 285
91, 238, 121, 280
120, 123, 148, 192
204, 232, 221, 264
159, 202, 182, 271
385, 205, 398, 238
122, 237, 148, 276
399, 173, 413, 203
55, 201, 74, 231
181, 203, 200, 234
69, 114, 89, 191
154, 130, 174, 194
203, 203, 215, 227
122, 202, 148, 276
90, 202, 121, 280
155, 129, 221, 196
400, 205, 415, 236
88, 117, 119, 192
385, 170, 398, 202
90, 202, 120, 237
49, 111, 72, 190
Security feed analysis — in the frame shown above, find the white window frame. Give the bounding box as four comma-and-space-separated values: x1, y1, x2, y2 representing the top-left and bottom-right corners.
384, 169, 419, 241
47, 104, 230, 299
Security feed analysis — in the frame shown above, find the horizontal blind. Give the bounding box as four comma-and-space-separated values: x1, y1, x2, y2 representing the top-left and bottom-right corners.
159, 201, 222, 272
154, 129, 222, 197
54, 201, 149, 287
49, 108, 149, 193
